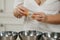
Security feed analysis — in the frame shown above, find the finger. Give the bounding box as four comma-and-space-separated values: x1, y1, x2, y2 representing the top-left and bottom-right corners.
14, 10, 23, 18
17, 8, 24, 15
32, 14, 39, 19
18, 6, 25, 12
33, 13, 39, 15
35, 13, 45, 18
14, 12, 22, 18
17, 8, 24, 13
32, 14, 41, 20
36, 18, 44, 22
15, 10, 23, 16
18, 5, 28, 12
17, 6, 29, 16
33, 12, 41, 15
36, 17, 46, 22
17, 15, 22, 18
36, 17, 42, 21
35, 15, 43, 18
39, 13, 46, 17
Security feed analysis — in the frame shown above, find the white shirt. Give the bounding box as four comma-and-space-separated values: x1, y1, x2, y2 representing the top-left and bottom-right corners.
14, 0, 60, 32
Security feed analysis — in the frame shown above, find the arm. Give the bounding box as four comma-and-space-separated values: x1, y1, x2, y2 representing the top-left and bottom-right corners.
32, 13, 60, 24
47, 1, 60, 24
46, 14, 60, 24
32, 1, 60, 24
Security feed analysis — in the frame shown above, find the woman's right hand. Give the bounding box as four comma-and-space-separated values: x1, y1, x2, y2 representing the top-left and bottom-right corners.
14, 5, 29, 18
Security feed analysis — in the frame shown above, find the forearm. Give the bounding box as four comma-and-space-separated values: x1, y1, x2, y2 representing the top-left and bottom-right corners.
46, 14, 60, 24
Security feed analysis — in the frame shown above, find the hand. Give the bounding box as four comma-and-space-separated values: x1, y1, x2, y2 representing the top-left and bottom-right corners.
32, 12, 47, 22
14, 5, 29, 18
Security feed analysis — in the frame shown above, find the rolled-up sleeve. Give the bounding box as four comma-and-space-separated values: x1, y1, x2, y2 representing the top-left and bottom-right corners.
14, 0, 24, 8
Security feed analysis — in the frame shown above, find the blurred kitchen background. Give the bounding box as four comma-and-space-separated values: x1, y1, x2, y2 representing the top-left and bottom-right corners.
0, 0, 24, 32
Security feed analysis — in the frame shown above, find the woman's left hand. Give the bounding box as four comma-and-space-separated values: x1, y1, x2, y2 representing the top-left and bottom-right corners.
32, 12, 47, 22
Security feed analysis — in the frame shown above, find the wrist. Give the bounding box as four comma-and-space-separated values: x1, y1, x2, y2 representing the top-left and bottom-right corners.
46, 15, 54, 23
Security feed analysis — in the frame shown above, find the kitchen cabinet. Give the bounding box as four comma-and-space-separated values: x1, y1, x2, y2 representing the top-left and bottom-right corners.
0, 0, 5, 32
5, 24, 24, 32
0, 0, 24, 32
0, 24, 5, 32
0, 0, 4, 13
0, 0, 24, 24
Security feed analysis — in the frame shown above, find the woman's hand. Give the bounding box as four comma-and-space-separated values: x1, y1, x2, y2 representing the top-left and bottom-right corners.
14, 5, 29, 18
32, 12, 47, 22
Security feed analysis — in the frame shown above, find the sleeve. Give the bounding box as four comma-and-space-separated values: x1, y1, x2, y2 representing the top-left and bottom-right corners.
58, 0, 60, 13
14, 0, 24, 8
